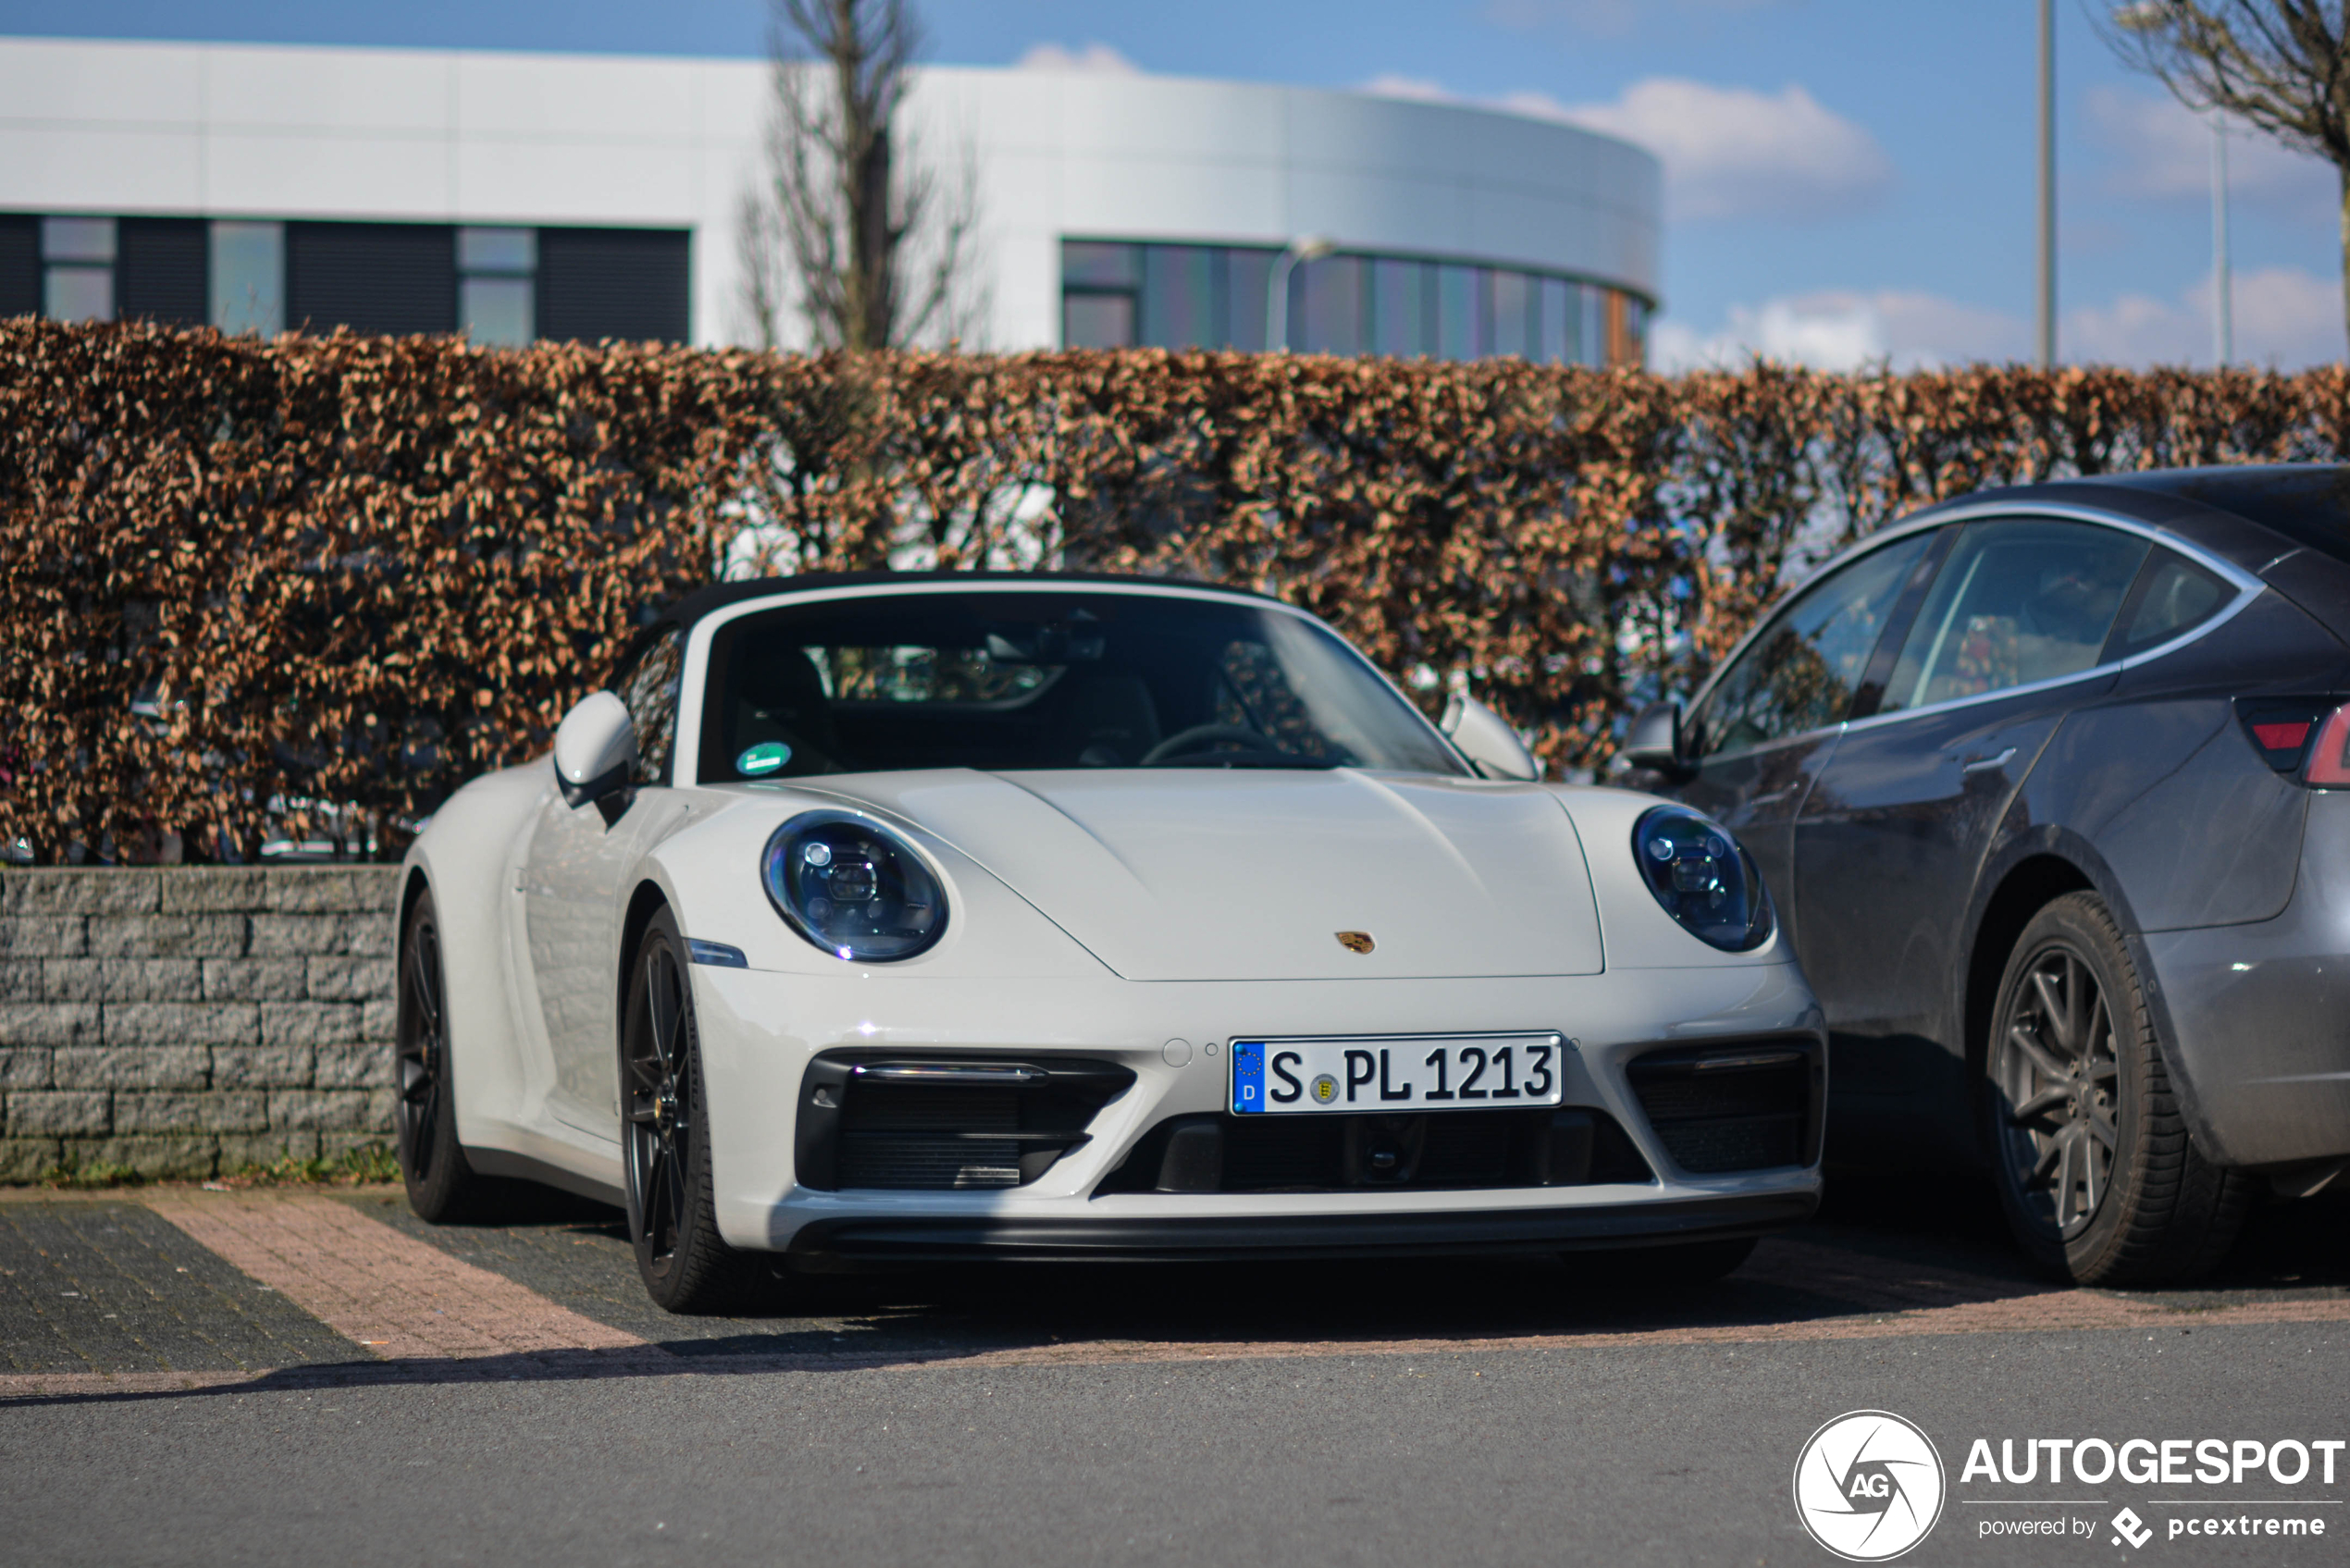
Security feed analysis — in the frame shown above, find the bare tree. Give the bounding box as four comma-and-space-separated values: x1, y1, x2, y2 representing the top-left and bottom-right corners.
2098, 2, 2350, 346
736, 0, 983, 351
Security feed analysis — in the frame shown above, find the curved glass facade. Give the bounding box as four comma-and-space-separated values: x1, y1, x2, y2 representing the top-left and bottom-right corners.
1061, 238, 1649, 367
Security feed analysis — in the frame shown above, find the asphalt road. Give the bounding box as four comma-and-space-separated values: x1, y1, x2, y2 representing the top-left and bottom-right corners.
1, 1179, 2344, 1568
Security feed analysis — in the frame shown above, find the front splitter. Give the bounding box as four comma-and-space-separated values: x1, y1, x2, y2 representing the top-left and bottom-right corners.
785, 1190, 1818, 1265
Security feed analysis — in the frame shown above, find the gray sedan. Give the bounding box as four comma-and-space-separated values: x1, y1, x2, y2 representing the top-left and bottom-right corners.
1626, 464, 2350, 1285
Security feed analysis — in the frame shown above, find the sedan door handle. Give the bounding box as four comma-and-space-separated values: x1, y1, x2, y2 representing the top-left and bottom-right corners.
1959, 747, 2017, 774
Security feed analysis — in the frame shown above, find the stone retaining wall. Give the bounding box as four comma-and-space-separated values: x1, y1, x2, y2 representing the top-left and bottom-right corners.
0, 868, 402, 1180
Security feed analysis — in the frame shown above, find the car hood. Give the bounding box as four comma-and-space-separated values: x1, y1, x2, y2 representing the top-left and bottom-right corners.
797, 769, 1604, 982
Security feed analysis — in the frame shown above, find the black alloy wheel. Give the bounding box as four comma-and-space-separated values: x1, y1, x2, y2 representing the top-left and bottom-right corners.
1985, 893, 2252, 1286
622, 907, 761, 1314
396, 888, 494, 1222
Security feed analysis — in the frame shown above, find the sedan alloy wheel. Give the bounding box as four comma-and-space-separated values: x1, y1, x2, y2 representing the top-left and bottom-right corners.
1992, 944, 2120, 1240
1984, 893, 2252, 1285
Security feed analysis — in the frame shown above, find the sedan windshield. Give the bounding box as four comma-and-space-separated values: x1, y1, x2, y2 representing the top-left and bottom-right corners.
693, 590, 1465, 781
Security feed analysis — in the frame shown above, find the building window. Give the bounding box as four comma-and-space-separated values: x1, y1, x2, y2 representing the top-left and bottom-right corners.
287, 222, 459, 337
1063, 292, 1135, 349
211, 221, 285, 336
118, 219, 207, 326
1061, 241, 1141, 348
459, 226, 536, 347
1063, 237, 1648, 366
536, 227, 689, 342
42, 216, 115, 323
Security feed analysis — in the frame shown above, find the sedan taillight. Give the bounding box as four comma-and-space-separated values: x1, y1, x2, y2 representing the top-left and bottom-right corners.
2236, 696, 2350, 784
2307, 704, 2350, 785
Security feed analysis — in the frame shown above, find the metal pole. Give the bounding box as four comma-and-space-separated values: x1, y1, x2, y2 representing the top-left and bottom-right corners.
1265, 235, 1334, 352
2037, 0, 2057, 367
2213, 114, 2232, 365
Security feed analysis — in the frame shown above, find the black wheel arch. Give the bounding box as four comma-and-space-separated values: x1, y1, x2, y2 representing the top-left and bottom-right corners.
615, 880, 674, 1044
397, 866, 433, 957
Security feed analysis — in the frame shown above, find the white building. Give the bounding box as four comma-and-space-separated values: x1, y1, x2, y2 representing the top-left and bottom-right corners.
0, 35, 1663, 364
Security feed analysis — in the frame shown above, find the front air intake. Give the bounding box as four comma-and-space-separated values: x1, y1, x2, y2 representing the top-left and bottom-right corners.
1094, 1107, 1653, 1194
1625, 1042, 1821, 1174
794, 1056, 1134, 1191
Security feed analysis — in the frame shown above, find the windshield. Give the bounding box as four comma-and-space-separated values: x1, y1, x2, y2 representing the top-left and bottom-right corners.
692, 590, 1465, 781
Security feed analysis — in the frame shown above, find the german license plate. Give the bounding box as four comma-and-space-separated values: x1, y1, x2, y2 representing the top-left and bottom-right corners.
1229, 1033, 1566, 1115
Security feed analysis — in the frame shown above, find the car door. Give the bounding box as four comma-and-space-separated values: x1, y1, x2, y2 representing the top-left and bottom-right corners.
1791, 516, 2151, 1142
524, 626, 686, 1135
1675, 527, 1945, 951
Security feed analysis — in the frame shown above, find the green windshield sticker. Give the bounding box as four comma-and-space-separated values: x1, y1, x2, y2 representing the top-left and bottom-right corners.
736, 741, 792, 776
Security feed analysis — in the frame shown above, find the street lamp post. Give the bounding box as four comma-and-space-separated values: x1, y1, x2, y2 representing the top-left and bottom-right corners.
1266, 235, 1336, 352
2038, 0, 2057, 368
2212, 114, 2232, 364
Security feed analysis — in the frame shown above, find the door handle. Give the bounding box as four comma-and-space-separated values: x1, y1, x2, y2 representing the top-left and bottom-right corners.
1959, 747, 2017, 774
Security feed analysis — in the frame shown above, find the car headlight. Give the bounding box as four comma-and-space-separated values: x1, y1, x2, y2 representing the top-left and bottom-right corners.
1632, 806, 1774, 952
761, 811, 947, 961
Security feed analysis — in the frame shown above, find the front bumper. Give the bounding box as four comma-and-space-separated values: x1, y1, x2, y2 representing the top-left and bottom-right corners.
687, 960, 1824, 1255
2142, 791, 2350, 1169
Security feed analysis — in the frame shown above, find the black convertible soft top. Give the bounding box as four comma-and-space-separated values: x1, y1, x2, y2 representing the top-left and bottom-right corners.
614, 570, 1285, 682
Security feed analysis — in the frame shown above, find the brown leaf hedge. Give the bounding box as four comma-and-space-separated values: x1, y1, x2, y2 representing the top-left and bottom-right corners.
6, 317, 2349, 861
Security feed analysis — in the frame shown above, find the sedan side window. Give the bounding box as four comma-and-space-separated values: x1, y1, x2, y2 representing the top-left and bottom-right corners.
1877, 519, 2147, 714
612, 627, 686, 785
2106, 547, 2231, 661
1689, 530, 1937, 759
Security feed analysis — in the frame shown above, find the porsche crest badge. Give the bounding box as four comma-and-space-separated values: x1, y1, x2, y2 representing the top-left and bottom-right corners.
1335, 931, 1376, 955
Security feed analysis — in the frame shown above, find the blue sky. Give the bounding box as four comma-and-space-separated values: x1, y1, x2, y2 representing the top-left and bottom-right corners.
5, 0, 2340, 367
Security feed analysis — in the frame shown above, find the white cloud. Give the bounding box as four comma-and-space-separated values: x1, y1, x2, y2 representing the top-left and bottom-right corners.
2066, 265, 2342, 368
1652, 266, 2341, 374
2086, 87, 2332, 218
1358, 73, 1451, 103
1014, 41, 1139, 74
1556, 79, 1892, 222
1651, 290, 2026, 372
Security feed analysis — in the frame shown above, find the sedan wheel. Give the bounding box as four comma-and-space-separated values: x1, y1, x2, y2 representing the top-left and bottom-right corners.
623, 909, 761, 1314
1985, 893, 2251, 1286
1993, 944, 2119, 1241
396, 889, 495, 1222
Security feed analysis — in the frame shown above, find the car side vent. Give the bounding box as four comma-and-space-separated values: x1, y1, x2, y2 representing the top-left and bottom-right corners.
1094, 1107, 1653, 1195
795, 1056, 1134, 1192
1625, 1043, 1821, 1174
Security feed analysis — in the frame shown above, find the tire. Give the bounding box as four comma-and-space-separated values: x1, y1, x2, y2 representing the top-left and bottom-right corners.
1983, 892, 2253, 1286
1586, 1237, 1757, 1288
396, 888, 499, 1223
621, 907, 761, 1314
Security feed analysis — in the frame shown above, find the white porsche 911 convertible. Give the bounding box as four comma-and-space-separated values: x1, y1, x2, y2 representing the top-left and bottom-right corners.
394, 574, 1824, 1311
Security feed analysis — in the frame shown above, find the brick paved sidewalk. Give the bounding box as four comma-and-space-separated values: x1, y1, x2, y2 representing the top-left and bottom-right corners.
2, 1181, 2344, 1401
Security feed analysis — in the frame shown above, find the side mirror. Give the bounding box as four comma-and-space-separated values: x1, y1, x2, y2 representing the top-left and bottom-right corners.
553, 692, 638, 812
1441, 693, 1541, 782
1619, 699, 1689, 777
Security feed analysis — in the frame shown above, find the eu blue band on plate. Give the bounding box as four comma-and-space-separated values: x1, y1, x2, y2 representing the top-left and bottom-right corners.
1230, 1040, 1265, 1115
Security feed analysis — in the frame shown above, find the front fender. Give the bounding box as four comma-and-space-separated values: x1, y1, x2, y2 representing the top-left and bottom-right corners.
402, 761, 549, 1149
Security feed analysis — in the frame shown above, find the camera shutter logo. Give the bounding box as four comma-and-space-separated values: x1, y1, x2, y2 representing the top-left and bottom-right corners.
1792, 1410, 1947, 1562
